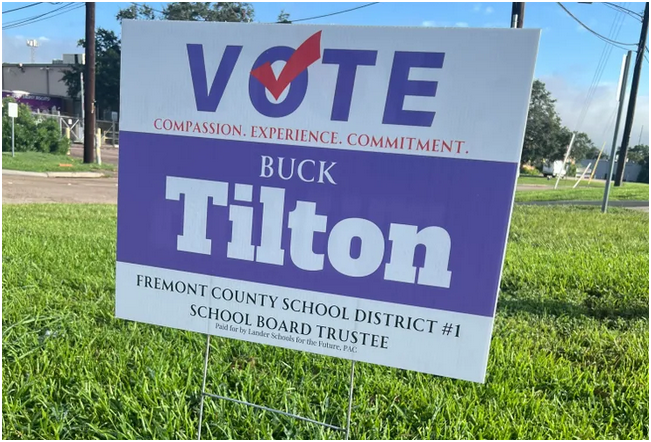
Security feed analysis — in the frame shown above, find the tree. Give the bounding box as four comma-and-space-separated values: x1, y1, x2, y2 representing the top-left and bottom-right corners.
637, 155, 649, 184
117, 2, 254, 22
522, 80, 597, 166
277, 10, 291, 23
627, 144, 649, 164
628, 144, 649, 183
569, 131, 599, 161
116, 3, 156, 22
521, 80, 565, 165
61, 29, 121, 117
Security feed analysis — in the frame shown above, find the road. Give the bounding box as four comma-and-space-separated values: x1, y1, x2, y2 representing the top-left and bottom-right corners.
69, 144, 119, 166
1, 144, 119, 204
3, 175, 118, 204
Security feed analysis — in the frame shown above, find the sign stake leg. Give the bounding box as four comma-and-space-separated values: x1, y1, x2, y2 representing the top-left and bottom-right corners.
345, 360, 356, 440
197, 335, 211, 440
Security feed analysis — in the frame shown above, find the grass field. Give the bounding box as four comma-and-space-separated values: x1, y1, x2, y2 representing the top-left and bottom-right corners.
517, 176, 607, 188
515, 181, 649, 202
2, 152, 115, 173
2, 205, 649, 439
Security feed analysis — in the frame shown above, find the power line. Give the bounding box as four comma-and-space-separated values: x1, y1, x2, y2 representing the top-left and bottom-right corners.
287, 2, 379, 23
557, 3, 638, 47
2, 3, 81, 30
2, 2, 78, 30
604, 3, 641, 21
604, 2, 643, 19
571, 3, 627, 134
2, 2, 71, 26
604, 3, 640, 21
2, 2, 43, 14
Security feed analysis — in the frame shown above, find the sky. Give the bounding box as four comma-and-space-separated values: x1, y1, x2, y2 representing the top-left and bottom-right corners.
2, 1, 649, 147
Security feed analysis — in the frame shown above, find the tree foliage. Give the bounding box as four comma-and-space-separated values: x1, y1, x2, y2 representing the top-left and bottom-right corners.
117, 2, 253, 22
628, 144, 649, 183
522, 80, 564, 165
61, 29, 121, 116
522, 80, 597, 166
627, 144, 649, 164
277, 10, 291, 23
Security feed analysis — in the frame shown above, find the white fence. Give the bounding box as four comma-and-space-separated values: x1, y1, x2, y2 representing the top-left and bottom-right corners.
31, 111, 119, 147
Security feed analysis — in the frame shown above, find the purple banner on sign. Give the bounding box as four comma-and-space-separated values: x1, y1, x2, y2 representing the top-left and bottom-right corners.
117, 131, 517, 317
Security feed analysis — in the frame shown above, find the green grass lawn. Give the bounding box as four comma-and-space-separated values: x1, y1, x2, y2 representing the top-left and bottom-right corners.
514, 177, 649, 202
515, 183, 649, 202
2, 152, 115, 173
517, 176, 607, 188
2, 205, 648, 439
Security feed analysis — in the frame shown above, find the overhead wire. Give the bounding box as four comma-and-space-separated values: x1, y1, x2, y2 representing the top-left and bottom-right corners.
2, 2, 84, 31
2, 2, 43, 14
557, 3, 638, 47
286, 2, 379, 23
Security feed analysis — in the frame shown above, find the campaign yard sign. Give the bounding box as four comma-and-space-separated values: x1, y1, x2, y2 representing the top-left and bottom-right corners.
116, 20, 539, 383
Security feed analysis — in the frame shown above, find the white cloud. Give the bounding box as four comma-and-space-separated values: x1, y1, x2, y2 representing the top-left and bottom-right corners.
473, 4, 482, 12
472, 4, 494, 15
422, 20, 470, 28
422, 20, 454, 28
485, 6, 494, 14
38, 36, 50, 42
541, 74, 649, 149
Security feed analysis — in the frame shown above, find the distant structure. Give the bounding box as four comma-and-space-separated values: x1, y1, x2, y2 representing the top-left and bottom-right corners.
2, 53, 84, 116
26, 39, 39, 63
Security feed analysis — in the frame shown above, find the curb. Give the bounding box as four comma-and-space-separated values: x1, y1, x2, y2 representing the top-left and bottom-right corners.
2, 169, 105, 178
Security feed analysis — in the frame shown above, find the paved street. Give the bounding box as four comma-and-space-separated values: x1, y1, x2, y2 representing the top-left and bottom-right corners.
69, 144, 120, 166
3, 174, 118, 204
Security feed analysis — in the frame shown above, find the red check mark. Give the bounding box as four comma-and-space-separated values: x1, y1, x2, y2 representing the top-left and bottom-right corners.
251, 31, 322, 100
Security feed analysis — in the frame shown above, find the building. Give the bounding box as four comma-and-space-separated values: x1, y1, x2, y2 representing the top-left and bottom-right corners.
578, 158, 643, 183
2, 53, 84, 116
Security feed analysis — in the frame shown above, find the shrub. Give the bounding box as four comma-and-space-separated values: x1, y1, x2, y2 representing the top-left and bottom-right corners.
2, 97, 69, 154
519, 164, 541, 176
35, 117, 70, 155
566, 163, 577, 178
2, 97, 37, 152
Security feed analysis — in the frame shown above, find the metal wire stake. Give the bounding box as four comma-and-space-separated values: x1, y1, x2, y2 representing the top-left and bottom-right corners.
345, 360, 356, 440
197, 335, 211, 441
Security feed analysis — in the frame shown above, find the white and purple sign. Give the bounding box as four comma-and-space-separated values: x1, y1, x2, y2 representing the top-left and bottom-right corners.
116, 20, 539, 383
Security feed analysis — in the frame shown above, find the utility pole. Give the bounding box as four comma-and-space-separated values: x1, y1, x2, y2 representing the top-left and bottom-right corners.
638, 125, 644, 146
554, 132, 576, 190
83, 2, 96, 164
614, 2, 648, 186
602, 51, 632, 213
511, 2, 525, 28
80, 72, 84, 131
